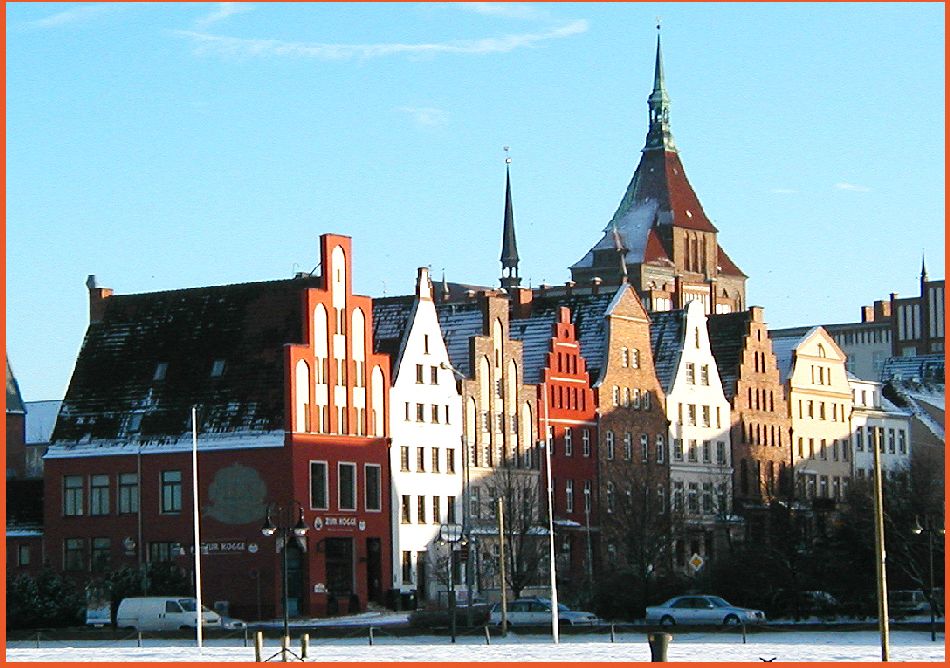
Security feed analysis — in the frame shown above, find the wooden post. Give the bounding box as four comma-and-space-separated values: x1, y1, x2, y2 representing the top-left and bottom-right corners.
741, 623, 747, 644
137, 631, 142, 648
610, 624, 615, 643
484, 625, 491, 645
497, 497, 508, 637
281, 634, 290, 662
254, 631, 263, 662
369, 626, 375, 645
301, 633, 309, 659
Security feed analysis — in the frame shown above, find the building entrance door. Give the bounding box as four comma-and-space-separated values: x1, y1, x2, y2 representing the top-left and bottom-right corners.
325, 537, 354, 598
285, 542, 304, 617
366, 538, 382, 604
416, 550, 427, 606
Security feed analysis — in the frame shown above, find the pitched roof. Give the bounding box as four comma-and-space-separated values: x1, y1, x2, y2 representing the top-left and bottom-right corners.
435, 301, 486, 378
371, 295, 416, 360
649, 308, 687, 393
716, 245, 746, 278
25, 400, 62, 444
52, 276, 321, 446
707, 311, 751, 400
6, 357, 26, 414
768, 328, 818, 385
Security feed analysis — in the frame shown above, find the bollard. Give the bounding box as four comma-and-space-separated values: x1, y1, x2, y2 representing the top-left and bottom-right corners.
244, 626, 249, 648
610, 624, 615, 643
281, 634, 290, 662
301, 633, 309, 659
254, 631, 263, 662
648, 632, 672, 662
369, 626, 375, 646
484, 625, 491, 645
137, 631, 143, 648
742, 623, 747, 644
35, 631, 40, 649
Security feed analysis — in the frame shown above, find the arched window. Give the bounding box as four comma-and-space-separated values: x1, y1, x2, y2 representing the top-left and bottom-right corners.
295, 359, 311, 433
370, 366, 384, 436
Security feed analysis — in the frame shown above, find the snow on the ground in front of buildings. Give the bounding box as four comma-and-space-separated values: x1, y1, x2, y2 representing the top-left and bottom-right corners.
255, 610, 411, 627
6, 631, 945, 662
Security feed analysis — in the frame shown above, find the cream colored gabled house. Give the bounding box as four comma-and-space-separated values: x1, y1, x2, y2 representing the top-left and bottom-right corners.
372, 268, 463, 606
771, 327, 854, 505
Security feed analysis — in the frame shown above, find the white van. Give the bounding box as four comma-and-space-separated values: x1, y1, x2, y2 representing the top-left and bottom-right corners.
115, 597, 221, 631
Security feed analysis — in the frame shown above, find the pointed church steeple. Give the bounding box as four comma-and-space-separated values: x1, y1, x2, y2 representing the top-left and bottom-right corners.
920, 253, 929, 282
644, 24, 677, 153
500, 147, 521, 290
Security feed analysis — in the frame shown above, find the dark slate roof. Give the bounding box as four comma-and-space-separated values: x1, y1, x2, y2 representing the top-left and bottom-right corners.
649, 308, 687, 393
52, 276, 322, 444
6, 357, 26, 414
510, 293, 614, 385
881, 354, 945, 385
435, 301, 486, 378
371, 296, 415, 360
707, 311, 751, 400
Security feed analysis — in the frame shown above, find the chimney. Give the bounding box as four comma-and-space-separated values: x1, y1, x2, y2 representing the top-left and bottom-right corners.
416, 267, 433, 301
539, 283, 549, 297
512, 287, 533, 319
590, 276, 602, 295
877, 299, 892, 319
861, 305, 874, 323
466, 289, 477, 302
749, 305, 764, 323
564, 280, 576, 297
86, 275, 113, 324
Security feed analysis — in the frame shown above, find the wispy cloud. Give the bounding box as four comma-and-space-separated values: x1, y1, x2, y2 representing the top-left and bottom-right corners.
835, 182, 872, 193
395, 106, 449, 128
195, 2, 256, 28
26, 3, 114, 28
174, 19, 589, 60
769, 188, 797, 195
451, 3, 547, 20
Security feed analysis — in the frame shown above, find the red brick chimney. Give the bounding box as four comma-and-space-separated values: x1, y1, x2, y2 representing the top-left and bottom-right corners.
512, 287, 533, 319
86, 275, 113, 323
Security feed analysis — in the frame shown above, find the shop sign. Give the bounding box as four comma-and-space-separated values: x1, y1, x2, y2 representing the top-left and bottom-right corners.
312, 516, 367, 531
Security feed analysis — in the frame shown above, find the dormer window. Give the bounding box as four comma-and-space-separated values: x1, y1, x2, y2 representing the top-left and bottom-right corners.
153, 363, 168, 381
211, 359, 226, 377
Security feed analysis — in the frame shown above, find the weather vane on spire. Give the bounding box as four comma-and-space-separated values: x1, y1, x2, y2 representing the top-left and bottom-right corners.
504, 145, 511, 165
656, 16, 661, 31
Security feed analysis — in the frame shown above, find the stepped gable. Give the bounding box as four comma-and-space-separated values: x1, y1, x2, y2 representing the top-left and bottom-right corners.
649, 308, 687, 393
707, 311, 751, 400
509, 292, 614, 385
52, 276, 322, 445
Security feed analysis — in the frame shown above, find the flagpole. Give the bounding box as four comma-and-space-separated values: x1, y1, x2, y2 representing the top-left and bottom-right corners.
192, 406, 204, 652
542, 383, 559, 644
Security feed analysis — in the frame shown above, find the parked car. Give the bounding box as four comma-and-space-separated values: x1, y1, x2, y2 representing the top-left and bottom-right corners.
489, 597, 602, 627
888, 590, 930, 616
115, 597, 221, 631
645, 595, 766, 626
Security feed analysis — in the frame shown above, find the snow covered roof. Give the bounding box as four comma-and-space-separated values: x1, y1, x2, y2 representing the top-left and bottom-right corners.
707, 311, 751, 400
52, 276, 322, 448
769, 328, 819, 385
649, 308, 687, 393
435, 301, 486, 379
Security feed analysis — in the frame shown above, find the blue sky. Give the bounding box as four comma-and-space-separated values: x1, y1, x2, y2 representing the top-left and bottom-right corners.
6, 2, 945, 401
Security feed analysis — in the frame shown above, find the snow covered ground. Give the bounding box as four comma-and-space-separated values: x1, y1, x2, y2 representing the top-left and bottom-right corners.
6, 630, 945, 662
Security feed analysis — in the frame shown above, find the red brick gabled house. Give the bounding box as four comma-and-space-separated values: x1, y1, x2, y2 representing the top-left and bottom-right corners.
44, 233, 391, 620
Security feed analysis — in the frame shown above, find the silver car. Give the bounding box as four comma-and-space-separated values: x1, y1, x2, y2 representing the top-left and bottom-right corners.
489, 597, 602, 627
646, 595, 766, 626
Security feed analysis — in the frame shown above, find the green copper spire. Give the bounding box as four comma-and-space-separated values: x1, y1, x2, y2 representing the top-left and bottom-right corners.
644, 25, 677, 153
500, 147, 521, 289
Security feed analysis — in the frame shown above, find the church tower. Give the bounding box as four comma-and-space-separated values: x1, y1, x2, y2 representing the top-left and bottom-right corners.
500, 149, 522, 290
570, 28, 747, 314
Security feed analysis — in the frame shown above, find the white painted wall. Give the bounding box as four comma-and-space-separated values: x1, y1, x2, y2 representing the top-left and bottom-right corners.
849, 378, 912, 480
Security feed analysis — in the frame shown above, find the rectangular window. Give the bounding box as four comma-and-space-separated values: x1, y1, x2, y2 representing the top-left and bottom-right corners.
416, 447, 425, 472
656, 435, 665, 463
832, 439, 839, 461
566, 480, 574, 513
888, 429, 896, 454
808, 438, 815, 459
149, 541, 177, 563
687, 405, 697, 426
702, 440, 711, 463
64, 538, 85, 571
417, 496, 426, 524
820, 439, 827, 460
819, 476, 828, 498
416, 364, 424, 383
400, 447, 410, 472
673, 481, 684, 512
17, 544, 30, 567
338, 463, 356, 511
447, 496, 457, 523
416, 403, 425, 422
365, 464, 381, 512
702, 483, 713, 514
673, 439, 683, 461
640, 434, 649, 462
606, 432, 615, 460
716, 441, 726, 465
91, 537, 111, 573
842, 438, 850, 461
584, 481, 592, 512
582, 429, 590, 456
401, 495, 411, 523
702, 405, 711, 427
118, 473, 138, 514
898, 430, 906, 454
432, 496, 441, 524
431, 405, 440, 424
470, 487, 480, 519
687, 439, 698, 462
446, 448, 456, 474
623, 433, 632, 460
430, 366, 439, 384
686, 363, 696, 384
687, 483, 699, 514
606, 482, 615, 513
431, 448, 441, 473
310, 461, 328, 509
64, 475, 84, 516
160, 470, 182, 514
404, 402, 410, 421
402, 551, 413, 583
700, 364, 709, 385
855, 428, 864, 452
564, 428, 573, 456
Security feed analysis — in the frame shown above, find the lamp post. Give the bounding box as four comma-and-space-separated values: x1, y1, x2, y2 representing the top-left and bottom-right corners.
583, 485, 593, 587
437, 522, 465, 643
261, 501, 308, 662
912, 515, 945, 642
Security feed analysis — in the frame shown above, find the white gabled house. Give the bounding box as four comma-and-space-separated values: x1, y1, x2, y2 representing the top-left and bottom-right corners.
373, 268, 463, 607
650, 299, 733, 569
849, 377, 912, 481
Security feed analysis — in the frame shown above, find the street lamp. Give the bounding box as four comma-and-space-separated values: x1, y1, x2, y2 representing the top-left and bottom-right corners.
437, 522, 466, 644
261, 501, 308, 662
912, 515, 945, 642
583, 485, 593, 587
